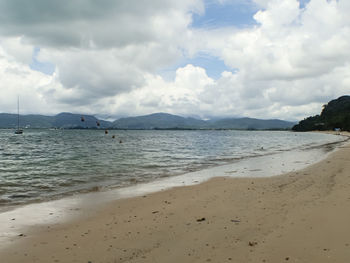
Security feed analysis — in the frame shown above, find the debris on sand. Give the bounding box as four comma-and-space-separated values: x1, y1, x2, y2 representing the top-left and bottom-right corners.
248, 241, 258, 247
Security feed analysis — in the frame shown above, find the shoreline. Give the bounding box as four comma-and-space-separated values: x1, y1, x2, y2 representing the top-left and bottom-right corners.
0, 130, 344, 209
0, 134, 346, 239
0, 131, 346, 212
1, 132, 350, 262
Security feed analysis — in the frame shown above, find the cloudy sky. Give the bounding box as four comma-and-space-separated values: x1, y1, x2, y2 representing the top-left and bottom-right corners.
0, 0, 349, 121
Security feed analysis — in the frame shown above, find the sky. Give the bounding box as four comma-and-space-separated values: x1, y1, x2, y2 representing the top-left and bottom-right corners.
0, 0, 349, 121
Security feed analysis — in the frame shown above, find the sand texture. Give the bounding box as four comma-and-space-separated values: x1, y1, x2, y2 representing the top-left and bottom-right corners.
1, 139, 350, 262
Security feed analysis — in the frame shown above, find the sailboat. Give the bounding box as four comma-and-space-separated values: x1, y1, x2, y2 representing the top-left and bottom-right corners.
15, 96, 23, 134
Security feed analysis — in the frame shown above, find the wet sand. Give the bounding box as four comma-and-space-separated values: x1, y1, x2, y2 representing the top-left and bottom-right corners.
1, 133, 350, 262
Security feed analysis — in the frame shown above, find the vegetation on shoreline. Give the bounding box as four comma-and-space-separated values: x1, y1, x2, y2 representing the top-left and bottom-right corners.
293, 96, 350, 131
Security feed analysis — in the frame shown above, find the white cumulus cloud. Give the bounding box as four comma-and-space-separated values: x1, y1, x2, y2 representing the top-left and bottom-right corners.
0, 0, 349, 121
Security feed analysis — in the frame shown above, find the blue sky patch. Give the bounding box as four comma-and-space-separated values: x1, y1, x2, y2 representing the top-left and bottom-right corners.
192, 0, 311, 29
30, 47, 55, 75
299, 0, 310, 9
191, 0, 259, 29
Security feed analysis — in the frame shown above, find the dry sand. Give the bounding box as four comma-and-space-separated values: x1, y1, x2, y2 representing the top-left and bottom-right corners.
1, 134, 350, 263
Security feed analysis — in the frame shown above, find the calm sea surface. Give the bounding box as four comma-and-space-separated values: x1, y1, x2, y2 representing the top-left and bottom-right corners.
0, 129, 343, 206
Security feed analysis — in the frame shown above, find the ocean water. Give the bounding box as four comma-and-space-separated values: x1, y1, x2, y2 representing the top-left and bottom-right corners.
0, 129, 344, 207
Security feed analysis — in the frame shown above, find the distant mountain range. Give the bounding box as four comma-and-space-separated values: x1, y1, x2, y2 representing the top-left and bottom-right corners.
111, 113, 207, 129
0, 112, 111, 129
111, 113, 295, 130
0, 112, 295, 130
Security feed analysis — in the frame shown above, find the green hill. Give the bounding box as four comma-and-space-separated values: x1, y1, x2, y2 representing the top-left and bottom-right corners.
0, 112, 295, 130
0, 113, 111, 129
111, 113, 294, 130
111, 113, 208, 129
53, 113, 111, 129
0, 113, 52, 128
292, 96, 350, 131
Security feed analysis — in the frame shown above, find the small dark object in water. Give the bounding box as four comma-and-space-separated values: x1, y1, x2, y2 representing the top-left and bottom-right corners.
81, 116, 85, 122
96, 121, 100, 126
119, 140, 122, 143
231, 219, 240, 223
285, 257, 290, 261
152, 211, 159, 214
105, 129, 108, 134
196, 217, 206, 222
112, 135, 115, 139
15, 129, 23, 134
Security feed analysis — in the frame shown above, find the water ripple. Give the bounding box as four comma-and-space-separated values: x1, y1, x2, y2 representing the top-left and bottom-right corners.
0, 129, 343, 206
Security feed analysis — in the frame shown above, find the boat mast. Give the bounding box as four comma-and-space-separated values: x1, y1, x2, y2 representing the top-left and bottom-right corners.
17, 96, 20, 130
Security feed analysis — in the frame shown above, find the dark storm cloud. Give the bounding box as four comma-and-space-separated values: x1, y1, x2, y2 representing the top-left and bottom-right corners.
0, 0, 203, 109
0, 0, 200, 48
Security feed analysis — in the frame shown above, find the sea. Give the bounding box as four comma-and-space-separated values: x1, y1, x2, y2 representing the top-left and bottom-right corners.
0, 129, 346, 209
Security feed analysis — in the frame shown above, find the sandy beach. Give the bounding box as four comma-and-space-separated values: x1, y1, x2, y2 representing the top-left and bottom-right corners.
1, 134, 350, 262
